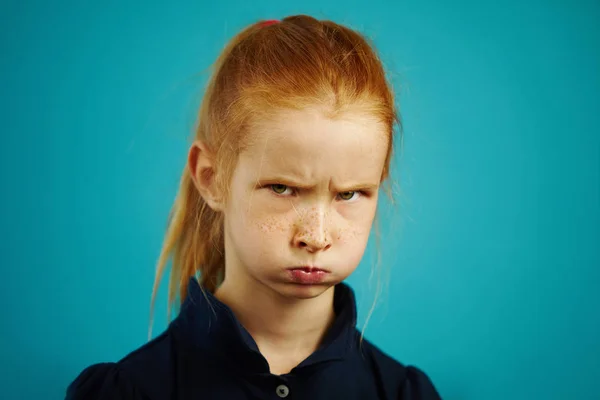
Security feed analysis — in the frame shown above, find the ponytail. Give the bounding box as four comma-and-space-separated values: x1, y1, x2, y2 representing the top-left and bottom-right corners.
148, 168, 224, 338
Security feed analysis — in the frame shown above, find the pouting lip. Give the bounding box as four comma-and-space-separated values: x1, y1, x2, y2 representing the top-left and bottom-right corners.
287, 266, 330, 273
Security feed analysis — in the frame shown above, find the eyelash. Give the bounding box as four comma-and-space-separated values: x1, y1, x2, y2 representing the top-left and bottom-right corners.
266, 184, 366, 202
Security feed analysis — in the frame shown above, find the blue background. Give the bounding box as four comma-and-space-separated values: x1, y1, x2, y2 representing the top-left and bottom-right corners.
1, 1, 599, 399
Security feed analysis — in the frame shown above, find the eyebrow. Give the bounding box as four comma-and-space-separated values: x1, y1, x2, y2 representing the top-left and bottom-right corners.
256, 176, 380, 192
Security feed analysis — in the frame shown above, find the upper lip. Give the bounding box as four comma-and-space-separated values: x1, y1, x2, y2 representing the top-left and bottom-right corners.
288, 266, 329, 272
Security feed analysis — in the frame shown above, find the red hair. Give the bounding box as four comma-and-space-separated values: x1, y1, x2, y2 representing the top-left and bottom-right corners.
260, 19, 280, 27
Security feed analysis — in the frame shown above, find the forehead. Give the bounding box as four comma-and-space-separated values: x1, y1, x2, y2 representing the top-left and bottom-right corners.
239, 108, 389, 182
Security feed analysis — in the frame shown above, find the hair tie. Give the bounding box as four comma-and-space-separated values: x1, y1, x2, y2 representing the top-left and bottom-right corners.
260, 19, 280, 27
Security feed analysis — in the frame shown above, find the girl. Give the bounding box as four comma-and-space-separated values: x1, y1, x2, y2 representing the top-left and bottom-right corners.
67, 15, 442, 400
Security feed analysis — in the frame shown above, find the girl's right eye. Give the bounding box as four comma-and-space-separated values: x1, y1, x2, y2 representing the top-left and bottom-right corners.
270, 184, 292, 196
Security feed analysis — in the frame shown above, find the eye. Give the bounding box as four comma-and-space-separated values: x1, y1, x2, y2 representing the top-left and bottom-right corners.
338, 191, 360, 201
270, 184, 292, 195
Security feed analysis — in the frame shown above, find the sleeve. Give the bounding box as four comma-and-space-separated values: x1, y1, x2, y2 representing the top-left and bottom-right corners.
400, 366, 442, 400
65, 362, 147, 400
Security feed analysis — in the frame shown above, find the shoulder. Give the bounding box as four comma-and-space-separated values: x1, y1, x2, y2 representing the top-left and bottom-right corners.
358, 334, 442, 400
66, 362, 143, 400
66, 330, 176, 400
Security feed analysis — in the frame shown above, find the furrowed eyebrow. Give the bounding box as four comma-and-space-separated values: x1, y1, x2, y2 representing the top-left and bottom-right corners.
338, 183, 380, 192
256, 177, 313, 189
257, 177, 379, 192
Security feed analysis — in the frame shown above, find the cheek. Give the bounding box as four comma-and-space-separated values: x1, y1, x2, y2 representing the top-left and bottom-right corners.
335, 224, 368, 244
243, 194, 296, 235
230, 191, 280, 230
255, 215, 293, 234
336, 207, 377, 243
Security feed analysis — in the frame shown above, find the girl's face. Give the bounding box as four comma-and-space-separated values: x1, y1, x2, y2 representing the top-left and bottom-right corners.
223, 107, 389, 299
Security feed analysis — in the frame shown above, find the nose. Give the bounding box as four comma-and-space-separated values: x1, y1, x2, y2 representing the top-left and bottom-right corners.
292, 205, 332, 253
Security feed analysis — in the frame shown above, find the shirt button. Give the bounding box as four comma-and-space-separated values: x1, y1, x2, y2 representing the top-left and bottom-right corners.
276, 384, 290, 398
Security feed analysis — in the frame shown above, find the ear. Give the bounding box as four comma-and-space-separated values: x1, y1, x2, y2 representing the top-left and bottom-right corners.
188, 140, 224, 212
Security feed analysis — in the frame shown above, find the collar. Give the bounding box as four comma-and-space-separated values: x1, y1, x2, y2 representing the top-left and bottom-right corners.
172, 277, 358, 376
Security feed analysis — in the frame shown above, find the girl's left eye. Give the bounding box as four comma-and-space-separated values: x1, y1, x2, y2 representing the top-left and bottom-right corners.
338, 191, 360, 201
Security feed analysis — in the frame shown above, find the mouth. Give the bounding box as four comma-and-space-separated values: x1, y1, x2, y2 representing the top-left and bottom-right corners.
288, 266, 329, 273
287, 266, 330, 284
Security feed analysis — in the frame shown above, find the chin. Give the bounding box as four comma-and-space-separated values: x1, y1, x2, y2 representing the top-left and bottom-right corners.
274, 282, 336, 300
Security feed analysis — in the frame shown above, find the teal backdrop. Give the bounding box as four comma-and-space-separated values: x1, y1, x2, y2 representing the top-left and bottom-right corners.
1, 1, 599, 399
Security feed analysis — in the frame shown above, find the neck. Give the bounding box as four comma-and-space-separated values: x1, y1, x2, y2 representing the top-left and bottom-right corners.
214, 277, 336, 374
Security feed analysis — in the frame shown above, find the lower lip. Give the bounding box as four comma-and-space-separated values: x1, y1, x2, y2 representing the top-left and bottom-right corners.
288, 269, 329, 284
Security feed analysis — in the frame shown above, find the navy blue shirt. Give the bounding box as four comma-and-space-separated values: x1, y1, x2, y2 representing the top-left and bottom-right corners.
67, 278, 441, 399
